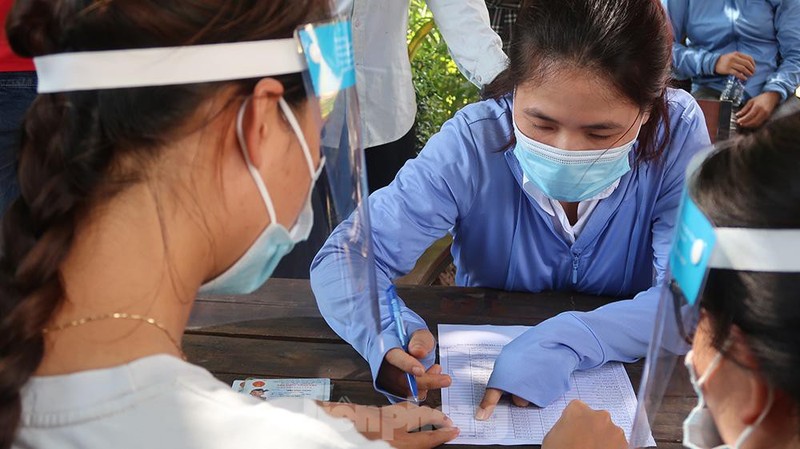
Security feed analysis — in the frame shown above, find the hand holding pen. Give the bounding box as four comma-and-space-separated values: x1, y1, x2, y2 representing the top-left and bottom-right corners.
377, 286, 452, 403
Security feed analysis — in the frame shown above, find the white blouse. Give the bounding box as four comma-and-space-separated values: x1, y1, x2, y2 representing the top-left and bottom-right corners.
15, 355, 389, 449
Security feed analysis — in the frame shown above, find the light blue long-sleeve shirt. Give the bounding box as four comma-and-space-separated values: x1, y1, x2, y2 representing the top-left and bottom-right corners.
310, 89, 710, 406
663, 0, 800, 101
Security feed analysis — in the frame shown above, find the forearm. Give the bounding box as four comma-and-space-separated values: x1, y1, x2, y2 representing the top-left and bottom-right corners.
672, 43, 721, 79
427, 0, 508, 86
487, 288, 659, 406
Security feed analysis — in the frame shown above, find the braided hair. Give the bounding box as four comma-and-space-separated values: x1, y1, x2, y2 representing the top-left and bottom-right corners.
0, 1, 324, 446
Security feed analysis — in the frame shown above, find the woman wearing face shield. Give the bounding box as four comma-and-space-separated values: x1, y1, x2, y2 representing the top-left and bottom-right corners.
541, 112, 800, 449
0, 1, 459, 449
312, 0, 712, 416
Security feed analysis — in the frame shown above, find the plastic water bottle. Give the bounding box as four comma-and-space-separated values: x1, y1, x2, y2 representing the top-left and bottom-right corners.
720, 75, 745, 107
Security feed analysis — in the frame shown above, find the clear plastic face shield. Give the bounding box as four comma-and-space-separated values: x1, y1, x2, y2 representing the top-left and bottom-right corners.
629, 151, 800, 448
33, 19, 381, 335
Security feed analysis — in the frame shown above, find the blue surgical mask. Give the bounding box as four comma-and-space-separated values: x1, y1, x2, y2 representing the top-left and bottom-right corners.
199, 97, 323, 295
683, 349, 774, 449
512, 116, 643, 202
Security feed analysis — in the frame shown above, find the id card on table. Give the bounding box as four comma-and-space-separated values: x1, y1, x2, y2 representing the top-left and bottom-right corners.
232, 378, 331, 402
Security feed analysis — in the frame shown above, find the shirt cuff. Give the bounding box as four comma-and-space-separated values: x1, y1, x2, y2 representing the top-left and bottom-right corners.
476, 53, 510, 86
702, 52, 722, 77
367, 314, 432, 403
486, 313, 598, 407
763, 84, 789, 102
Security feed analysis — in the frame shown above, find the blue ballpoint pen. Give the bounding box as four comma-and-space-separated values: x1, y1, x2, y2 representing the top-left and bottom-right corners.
386, 285, 420, 404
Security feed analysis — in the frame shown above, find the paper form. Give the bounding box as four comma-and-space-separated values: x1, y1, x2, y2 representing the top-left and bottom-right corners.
439, 324, 656, 447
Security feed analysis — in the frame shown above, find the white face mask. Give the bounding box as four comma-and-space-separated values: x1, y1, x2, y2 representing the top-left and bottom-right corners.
199, 97, 323, 295
683, 349, 774, 449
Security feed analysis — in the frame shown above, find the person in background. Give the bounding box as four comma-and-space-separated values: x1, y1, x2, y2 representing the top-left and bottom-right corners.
541, 111, 800, 449
0, 1, 457, 448
485, 0, 521, 54
0, 0, 37, 216
662, 0, 800, 129
312, 0, 711, 418
335, 0, 508, 192
271, 0, 510, 279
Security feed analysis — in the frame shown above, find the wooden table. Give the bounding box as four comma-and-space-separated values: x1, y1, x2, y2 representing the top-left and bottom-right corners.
185, 279, 694, 448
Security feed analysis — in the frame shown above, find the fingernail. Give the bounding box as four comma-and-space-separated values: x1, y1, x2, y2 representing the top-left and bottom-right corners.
412, 367, 424, 376
475, 408, 489, 421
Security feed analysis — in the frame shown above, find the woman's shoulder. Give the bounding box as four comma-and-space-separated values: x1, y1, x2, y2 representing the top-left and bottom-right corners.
659, 88, 710, 159
664, 87, 704, 128
453, 94, 514, 129
17, 357, 385, 449
423, 94, 513, 160
161, 378, 390, 448
648, 88, 711, 178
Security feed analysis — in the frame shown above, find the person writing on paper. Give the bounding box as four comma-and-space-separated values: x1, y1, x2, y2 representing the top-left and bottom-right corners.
540, 112, 800, 449
0, 1, 457, 448
311, 0, 711, 413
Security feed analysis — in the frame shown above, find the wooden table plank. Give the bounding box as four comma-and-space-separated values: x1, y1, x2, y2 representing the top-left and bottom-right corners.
185, 279, 695, 448
189, 279, 617, 340
184, 334, 373, 382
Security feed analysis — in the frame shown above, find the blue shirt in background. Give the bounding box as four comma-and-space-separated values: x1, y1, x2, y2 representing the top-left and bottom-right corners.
311, 89, 710, 406
663, 0, 800, 101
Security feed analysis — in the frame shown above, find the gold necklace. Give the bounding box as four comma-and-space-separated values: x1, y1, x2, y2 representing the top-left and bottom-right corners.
43, 312, 187, 361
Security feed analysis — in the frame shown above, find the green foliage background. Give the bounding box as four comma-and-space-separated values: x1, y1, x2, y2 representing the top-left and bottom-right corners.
407, 1, 480, 151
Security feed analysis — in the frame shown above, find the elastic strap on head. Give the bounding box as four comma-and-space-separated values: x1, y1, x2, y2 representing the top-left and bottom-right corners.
277, 98, 317, 179
236, 97, 278, 226
696, 340, 730, 387
732, 387, 774, 448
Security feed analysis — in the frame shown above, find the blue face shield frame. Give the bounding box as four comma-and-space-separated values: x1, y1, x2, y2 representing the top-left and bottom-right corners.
629, 150, 800, 448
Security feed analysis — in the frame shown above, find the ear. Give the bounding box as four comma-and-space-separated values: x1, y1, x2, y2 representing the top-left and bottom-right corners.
241, 78, 285, 168
741, 369, 770, 426
728, 326, 770, 426
641, 110, 652, 125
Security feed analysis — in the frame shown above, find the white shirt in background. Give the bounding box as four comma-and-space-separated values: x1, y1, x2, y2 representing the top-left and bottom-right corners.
15, 355, 389, 449
337, 0, 509, 148
522, 176, 621, 244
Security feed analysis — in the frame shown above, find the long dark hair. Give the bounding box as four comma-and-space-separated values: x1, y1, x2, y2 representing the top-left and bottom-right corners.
0, 1, 326, 446
484, 0, 673, 164
694, 112, 800, 418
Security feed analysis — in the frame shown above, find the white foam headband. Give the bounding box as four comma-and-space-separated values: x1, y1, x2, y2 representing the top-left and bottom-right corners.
710, 228, 800, 273
34, 39, 305, 93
